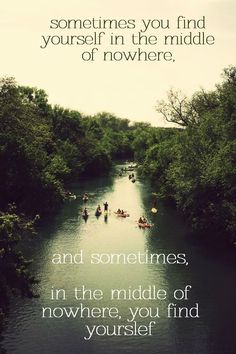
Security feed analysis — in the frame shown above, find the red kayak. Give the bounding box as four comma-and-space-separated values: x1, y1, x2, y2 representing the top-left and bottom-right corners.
115, 212, 130, 218
138, 222, 152, 228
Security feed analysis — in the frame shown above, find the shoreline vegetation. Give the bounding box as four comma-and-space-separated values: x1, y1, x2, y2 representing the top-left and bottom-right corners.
0, 66, 236, 331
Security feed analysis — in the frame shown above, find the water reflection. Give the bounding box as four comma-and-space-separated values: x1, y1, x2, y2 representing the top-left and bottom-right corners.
1, 164, 236, 354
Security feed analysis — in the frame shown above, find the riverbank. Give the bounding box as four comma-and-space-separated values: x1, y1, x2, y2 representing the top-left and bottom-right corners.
1, 167, 236, 354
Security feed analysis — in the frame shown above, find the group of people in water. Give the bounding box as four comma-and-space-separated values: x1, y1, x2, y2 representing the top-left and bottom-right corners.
82, 200, 109, 219
138, 216, 148, 224
115, 209, 130, 218
128, 173, 136, 183
116, 209, 126, 215
80, 165, 154, 227
81, 194, 151, 227
95, 203, 108, 216
119, 168, 136, 183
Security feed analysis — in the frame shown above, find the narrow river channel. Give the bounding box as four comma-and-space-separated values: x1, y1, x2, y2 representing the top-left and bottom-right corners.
2, 164, 236, 354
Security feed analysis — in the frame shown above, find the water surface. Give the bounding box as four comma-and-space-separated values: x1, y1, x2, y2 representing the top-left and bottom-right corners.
2, 165, 236, 354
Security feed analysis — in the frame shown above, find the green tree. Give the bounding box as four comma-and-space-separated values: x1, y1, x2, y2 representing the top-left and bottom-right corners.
0, 205, 38, 319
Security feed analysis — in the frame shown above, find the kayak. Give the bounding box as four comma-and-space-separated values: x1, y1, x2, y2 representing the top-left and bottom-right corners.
138, 223, 152, 228
68, 194, 76, 200
114, 211, 129, 217
115, 213, 130, 218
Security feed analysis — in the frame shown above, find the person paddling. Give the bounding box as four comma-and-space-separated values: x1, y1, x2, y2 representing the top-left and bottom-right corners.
103, 202, 108, 212
95, 205, 102, 216
83, 208, 88, 217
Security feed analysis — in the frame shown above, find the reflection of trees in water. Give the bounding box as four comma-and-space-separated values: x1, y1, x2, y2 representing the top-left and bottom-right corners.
2, 167, 236, 354
0, 343, 6, 354
139, 179, 236, 354
40, 173, 115, 232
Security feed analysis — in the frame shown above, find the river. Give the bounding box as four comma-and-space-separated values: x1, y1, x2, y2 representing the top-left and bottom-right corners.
1, 163, 236, 354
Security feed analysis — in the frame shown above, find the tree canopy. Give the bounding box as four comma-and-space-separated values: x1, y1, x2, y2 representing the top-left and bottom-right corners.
142, 66, 236, 244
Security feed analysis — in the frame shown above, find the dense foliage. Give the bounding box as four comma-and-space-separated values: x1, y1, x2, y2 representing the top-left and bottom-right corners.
141, 66, 236, 244
0, 78, 135, 215
0, 78, 136, 325
0, 205, 38, 328
0, 67, 235, 334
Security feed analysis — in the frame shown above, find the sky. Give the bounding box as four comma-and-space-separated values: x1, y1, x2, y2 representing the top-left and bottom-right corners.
1, 0, 235, 126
